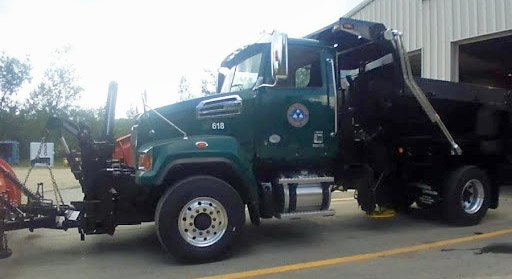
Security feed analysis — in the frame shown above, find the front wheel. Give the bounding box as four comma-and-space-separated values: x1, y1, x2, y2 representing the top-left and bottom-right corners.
155, 175, 245, 262
442, 166, 490, 226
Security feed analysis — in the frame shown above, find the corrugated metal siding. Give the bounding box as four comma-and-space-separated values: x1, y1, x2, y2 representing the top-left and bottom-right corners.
350, 0, 423, 52
347, 0, 512, 81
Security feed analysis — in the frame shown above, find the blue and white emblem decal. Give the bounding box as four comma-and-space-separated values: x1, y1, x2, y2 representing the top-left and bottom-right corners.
287, 103, 309, 128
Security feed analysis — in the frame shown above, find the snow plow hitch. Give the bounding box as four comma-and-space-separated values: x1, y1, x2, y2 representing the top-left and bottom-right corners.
0, 81, 124, 260
0, 160, 80, 259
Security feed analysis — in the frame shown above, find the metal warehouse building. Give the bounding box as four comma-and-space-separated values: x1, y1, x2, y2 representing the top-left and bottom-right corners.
345, 0, 512, 89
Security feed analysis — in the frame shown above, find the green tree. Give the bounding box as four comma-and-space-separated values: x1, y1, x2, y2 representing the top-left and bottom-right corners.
112, 106, 139, 138
177, 76, 193, 101
125, 104, 139, 119
200, 68, 217, 96
295, 66, 311, 88
114, 118, 134, 138
0, 53, 31, 110
27, 47, 83, 116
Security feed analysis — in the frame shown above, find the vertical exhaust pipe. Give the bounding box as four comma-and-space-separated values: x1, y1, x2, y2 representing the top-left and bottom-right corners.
103, 81, 118, 140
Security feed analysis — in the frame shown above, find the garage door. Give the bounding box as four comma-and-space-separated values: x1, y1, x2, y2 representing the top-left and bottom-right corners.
458, 34, 512, 90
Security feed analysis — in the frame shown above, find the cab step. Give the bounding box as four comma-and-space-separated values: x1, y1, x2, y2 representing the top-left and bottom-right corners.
277, 209, 335, 220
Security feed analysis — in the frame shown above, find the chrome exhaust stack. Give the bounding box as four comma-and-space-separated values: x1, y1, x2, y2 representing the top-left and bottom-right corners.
102, 81, 118, 141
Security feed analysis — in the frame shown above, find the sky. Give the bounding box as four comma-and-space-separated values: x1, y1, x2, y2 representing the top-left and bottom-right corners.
0, 0, 364, 118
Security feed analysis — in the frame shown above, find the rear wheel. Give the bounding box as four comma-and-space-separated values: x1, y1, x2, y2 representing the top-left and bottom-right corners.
442, 166, 490, 226
155, 175, 245, 262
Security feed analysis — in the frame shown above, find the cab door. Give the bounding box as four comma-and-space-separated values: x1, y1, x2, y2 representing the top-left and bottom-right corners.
255, 44, 337, 164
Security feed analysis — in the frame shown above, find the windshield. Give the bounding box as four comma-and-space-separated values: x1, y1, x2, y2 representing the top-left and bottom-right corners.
220, 52, 262, 93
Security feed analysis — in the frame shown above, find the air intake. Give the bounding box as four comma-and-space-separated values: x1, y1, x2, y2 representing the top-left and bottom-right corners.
195, 95, 242, 119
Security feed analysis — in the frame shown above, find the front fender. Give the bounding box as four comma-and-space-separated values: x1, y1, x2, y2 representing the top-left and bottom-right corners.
136, 135, 254, 190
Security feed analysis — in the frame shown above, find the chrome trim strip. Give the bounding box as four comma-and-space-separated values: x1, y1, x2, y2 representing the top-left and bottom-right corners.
278, 209, 335, 219
278, 177, 334, 184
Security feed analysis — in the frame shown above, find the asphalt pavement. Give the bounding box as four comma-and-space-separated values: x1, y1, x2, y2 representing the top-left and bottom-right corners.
1, 169, 512, 279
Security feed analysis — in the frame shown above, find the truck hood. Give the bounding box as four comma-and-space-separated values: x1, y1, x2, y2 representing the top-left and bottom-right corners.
135, 91, 252, 149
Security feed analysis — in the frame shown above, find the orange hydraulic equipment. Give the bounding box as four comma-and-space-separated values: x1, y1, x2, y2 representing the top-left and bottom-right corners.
0, 159, 21, 205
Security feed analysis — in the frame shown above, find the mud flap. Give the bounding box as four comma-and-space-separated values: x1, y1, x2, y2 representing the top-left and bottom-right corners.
353, 166, 377, 213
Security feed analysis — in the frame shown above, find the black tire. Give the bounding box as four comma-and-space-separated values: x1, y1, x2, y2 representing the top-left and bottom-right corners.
442, 166, 490, 226
155, 175, 245, 262
354, 176, 376, 213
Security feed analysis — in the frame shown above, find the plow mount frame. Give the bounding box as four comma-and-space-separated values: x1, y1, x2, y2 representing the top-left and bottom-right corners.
0, 162, 81, 259
0, 81, 142, 259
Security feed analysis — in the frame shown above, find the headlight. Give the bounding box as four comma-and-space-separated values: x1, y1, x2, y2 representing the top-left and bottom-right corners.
138, 148, 152, 171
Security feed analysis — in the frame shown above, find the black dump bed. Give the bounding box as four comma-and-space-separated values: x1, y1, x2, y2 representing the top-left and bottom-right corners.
417, 78, 511, 111
405, 79, 512, 149
308, 17, 512, 156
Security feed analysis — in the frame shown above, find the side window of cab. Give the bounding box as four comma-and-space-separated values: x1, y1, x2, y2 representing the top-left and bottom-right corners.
277, 46, 323, 88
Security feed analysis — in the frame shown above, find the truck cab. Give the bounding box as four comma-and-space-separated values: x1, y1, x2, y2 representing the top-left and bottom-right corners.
134, 37, 339, 174
131, 34, 345, 261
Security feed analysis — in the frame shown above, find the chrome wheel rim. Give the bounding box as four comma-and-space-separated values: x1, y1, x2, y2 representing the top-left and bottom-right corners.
460, 179, 485, 214
178, 197, 228, 247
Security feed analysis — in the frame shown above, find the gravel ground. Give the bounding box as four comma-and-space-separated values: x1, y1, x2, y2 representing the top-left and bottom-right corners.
11, 167, 80, 191
11, 167, 81, 203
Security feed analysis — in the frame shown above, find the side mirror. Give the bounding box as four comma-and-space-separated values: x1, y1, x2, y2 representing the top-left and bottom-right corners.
270, 32, 288, 81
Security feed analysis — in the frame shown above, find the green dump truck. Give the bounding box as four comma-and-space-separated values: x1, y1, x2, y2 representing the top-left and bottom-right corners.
3, 18, 512, 262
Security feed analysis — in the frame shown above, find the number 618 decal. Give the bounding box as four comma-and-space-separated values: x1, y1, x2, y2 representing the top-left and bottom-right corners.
211, 122, 225, 130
